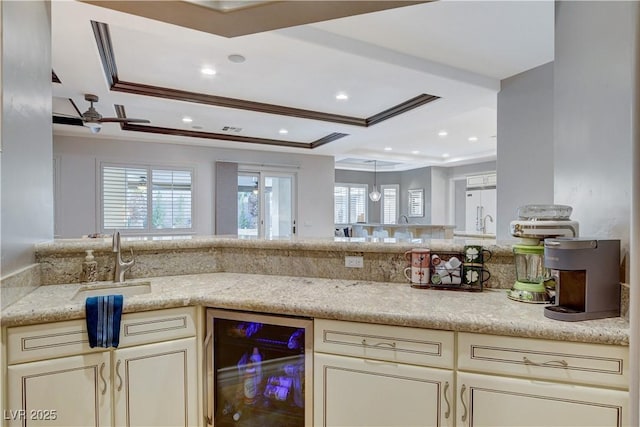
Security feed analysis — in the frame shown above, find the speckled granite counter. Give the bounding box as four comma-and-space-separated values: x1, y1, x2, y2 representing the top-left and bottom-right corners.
1, 272, 629, 346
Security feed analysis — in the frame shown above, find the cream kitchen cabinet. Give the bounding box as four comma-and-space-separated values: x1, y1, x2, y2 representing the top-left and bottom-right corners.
314, 319, 455, 427
6, 352, 112, 427
4, 307, 199, 427
457, 332, 629, 427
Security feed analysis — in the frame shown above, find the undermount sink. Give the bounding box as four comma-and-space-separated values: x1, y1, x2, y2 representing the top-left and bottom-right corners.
72, 281, 152, 301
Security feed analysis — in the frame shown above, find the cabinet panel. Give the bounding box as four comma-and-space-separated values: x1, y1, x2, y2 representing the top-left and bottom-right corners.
6, 352, 111, 427
315, 319, 454, 369
113, 337, 198, 427
118, 307, 197, 348
457, 372, 628, 427
315, 353, 453, 427
458, 332, 628, 389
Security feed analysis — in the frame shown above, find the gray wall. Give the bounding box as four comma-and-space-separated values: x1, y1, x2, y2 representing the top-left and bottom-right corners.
53, 135, 336, 238
554, 1, 634, 261
497, 62, 554, 240
1, 1, 53, 275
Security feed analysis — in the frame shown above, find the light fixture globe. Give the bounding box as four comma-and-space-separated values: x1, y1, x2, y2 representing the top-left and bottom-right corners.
369, 187, 381, 202
369, 160, 381, 202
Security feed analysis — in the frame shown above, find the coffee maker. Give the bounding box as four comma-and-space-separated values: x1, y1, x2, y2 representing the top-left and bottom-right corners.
543, 238, 620, 321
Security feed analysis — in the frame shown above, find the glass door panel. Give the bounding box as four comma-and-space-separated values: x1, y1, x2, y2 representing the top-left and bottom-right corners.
207, 310, 313, 427
264, 175, 294, 239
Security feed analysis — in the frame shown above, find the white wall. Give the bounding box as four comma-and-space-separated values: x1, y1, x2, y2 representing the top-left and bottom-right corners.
53, 135, 335, 238
497, 62, 554, 240
1, 0, 53, 274
554, 1, 634, 265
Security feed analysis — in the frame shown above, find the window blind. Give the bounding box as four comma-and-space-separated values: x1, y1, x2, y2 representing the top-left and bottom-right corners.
382, 186, 398, 224
102, 165, 192, 232
334, 184, 367, 224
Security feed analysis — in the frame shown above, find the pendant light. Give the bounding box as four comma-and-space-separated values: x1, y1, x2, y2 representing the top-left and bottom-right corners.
369, 160, 381, 202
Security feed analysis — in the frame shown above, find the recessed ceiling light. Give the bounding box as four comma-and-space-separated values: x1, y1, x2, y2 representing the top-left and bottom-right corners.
182, 117, 193, 123
335, 92, 349, 101
279, 129, 288, 135
438, 130, 448, 137
468, 136, 479, 142
411, 150, 420, 155
384, 147, 392, 151
201, 67, 217, 76
442, 153, 450, 158
228, 54, 246, 63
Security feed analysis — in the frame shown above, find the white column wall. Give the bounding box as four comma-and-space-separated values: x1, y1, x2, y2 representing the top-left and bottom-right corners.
1, 0, 53, 274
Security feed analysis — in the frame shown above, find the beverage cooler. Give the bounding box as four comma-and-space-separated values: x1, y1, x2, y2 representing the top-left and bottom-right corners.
204, 309, 313, 427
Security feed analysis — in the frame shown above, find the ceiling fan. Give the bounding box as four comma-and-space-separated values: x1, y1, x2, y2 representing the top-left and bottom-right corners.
56, 94, 150, 134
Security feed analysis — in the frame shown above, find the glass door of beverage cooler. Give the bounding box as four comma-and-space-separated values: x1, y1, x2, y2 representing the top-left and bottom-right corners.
204, 309, 313, 427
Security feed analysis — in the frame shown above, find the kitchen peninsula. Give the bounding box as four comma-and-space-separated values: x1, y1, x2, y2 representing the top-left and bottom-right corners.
0, 236, 630, 427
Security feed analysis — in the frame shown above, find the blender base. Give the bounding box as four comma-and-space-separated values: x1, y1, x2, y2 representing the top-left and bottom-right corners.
507, 281, 550, 304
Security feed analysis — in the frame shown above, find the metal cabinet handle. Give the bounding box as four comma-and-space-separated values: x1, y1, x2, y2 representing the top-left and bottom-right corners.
443, 381, 451, 419
203, 329, 213, 426
523, 356, 568, 368
460, 384, 468, 422
361, 339, 396, 349
116, 359, 123, 391
99, 362, 107, 395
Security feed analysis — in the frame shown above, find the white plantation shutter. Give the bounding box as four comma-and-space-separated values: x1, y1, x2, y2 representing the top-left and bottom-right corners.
103, 166, 148, 230
349, 186, 366, 223
334, 184, 368, 224
382, 185, 399, 224
334, 185, 349, 224
102, 164, 193, 233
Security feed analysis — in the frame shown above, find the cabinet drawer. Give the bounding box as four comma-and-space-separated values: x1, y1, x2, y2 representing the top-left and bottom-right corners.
314, 319, 454, 369
7, 307, 196, 364
458, 332, 628, 389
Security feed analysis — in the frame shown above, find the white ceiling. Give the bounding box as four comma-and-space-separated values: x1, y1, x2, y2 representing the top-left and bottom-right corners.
51, 0, 554, 171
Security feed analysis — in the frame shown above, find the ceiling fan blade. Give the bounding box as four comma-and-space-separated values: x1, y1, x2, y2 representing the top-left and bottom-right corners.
53, 115, 84, 126
99, 117, 150, 124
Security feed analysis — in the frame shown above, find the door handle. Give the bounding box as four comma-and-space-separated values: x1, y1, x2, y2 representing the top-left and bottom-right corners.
443, 381, 451, 419
461, 384, 468, 422
116, 359, 123, 392
99, 362, 107, 395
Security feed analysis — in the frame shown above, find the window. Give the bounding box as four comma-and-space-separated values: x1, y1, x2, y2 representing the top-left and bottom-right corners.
381, 185, 399, 224
334, 184, 367, 224
408, 188, 424, 217
102, 164, 193, 233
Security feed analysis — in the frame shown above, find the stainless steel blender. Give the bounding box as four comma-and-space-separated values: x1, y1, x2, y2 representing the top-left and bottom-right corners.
507, 205, 579, 303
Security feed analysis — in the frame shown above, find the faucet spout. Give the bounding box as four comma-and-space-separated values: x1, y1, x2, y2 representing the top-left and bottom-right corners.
112, 230, 135, 282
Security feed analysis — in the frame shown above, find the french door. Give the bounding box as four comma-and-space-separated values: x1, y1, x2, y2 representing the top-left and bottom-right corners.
237, 171, 296, 238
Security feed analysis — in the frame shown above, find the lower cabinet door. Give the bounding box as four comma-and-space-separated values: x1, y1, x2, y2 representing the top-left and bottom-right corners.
314, 352, 454, 427
457, 372, 628, 427
6, 352, 111, 427
113, 337, 198, 427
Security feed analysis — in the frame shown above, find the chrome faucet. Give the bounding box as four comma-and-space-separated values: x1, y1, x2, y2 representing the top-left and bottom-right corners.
398, 215, 409, 224
112, 230, 135, 282
481, 214, 494, 234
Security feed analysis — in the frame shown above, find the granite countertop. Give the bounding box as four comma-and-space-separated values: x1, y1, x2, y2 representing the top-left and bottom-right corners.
34, 235, 513, 256
1, 272, 629, 346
